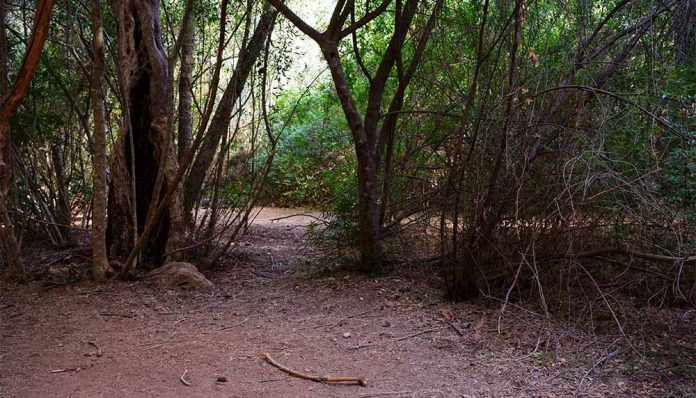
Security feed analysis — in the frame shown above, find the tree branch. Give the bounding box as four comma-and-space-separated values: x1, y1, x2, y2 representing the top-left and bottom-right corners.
267, 0, 324, 44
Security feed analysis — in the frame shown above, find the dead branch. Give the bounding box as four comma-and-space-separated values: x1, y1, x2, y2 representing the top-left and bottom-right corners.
351, 327, 443, 349
52, 367, 81, 373
263, 352, 366, 386
269, 213, 327, 224
359, 392, 413, 398
180, 370, 191, 386
98, 312, 135, 318
566, 243, 696, 264
439, 319, 465, 336
88, 341, 102, 357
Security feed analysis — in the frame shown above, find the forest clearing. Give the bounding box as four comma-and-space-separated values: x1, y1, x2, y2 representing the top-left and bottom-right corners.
0, 0, 694, 396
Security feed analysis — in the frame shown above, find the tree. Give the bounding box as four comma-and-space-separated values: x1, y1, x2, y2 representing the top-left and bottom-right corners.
182, 4, 278, 219
89, 0, 111, 281
0, 0, 53, 281
268, 0, 440, 273
176, 9, 194, 162
106, 0, 184, 266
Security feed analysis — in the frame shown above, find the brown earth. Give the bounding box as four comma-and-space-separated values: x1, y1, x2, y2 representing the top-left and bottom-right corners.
1, 208, 694, 397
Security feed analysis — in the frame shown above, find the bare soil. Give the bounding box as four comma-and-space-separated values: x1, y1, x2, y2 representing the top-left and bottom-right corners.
1, 208, 694, 397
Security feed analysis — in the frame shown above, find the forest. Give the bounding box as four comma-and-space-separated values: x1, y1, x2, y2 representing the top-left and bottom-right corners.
0, 0, 694, 396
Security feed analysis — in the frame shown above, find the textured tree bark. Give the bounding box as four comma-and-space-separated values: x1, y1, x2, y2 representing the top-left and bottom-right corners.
0, 0, 52, 281
183, 8, 277, 218
0, 0, 52, 193
176, 13, 194, 161
106, 0, 184, 265
90, 0, 111, 281
321, 44, 383, 273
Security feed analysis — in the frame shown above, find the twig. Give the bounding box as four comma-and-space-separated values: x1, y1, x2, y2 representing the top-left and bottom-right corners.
143, 344, 165, 351
45, 254, 73, 268
99, 312, 135, 318
88, 341, 102, 357
180, 370, 191, 386
566, 243, 696, 263
576, 262, 641, 357
351, 327, 443, 349
359, 392, 413, 398
315, 305, 382, 329
269, 213, 326, 223
577, 341, 623, 391
221, 317, 250, 331
263, 352, 366, 386
259, 377, 289, 383
439, 319, 464, 336
52, 367, 81, 373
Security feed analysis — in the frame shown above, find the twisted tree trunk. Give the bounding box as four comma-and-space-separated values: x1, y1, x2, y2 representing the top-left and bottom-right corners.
106, 0, 184, 266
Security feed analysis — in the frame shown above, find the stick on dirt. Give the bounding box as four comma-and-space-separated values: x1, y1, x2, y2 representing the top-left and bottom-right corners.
98, 312, 135, 318
88, 341, 102, 357
52, 367, 81, 373
351, 327, 443, 349
180, 370, 191, 386
263, 352, 366, 386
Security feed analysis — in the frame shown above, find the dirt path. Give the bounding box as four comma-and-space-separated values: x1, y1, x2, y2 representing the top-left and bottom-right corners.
0, 208, 692, 397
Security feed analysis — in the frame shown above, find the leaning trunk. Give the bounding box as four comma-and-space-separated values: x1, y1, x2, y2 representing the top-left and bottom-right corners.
0, 0, 53, 281
107, 0, 184, 265
183, 8, 277, 218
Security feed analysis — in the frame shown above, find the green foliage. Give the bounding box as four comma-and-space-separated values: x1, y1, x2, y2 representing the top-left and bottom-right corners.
265, 81, 355, 208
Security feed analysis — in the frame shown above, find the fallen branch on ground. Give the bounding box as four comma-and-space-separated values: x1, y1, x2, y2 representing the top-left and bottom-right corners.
439, 319, 464, 336
351, 327, 444, 349
98, 312, 135, 318
52, 367, 81, 373
88, 341, 102, 357
263, 352, 366, 386
180, 370, 191, 386
269, 213, 327, 224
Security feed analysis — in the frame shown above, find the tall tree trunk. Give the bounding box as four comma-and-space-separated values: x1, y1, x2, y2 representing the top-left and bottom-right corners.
176, 12, 194, 161
269, 0, 424, 273
183, 8, 277, 218
0, 0, 52, 281
90, 0, 111, 281
321, 44, 383, 273
106, 0, 184, 265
